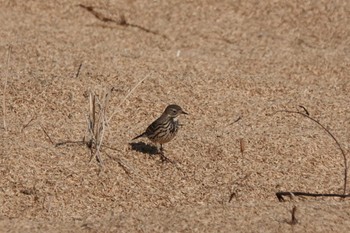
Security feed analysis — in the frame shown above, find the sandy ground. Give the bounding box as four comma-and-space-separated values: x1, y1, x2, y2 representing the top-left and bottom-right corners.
1, 0, 350, 232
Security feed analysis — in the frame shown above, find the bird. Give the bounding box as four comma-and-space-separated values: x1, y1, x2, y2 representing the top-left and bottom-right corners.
132, 104, 188, 162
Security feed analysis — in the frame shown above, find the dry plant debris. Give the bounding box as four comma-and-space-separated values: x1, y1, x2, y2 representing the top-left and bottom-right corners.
56, 88, 113, 172
273, 106, 349, 201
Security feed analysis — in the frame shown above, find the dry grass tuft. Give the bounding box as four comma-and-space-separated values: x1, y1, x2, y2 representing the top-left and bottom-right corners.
54, 87, 113, 173
84, 88, 112, 168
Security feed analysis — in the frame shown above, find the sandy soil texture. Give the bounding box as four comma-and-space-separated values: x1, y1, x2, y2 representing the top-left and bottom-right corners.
1, 0, 350, 232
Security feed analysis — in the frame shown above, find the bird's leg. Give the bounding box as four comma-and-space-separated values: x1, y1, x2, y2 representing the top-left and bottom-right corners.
159, 144, 172, 163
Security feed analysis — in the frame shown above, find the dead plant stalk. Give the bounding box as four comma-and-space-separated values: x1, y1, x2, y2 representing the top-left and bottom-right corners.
86, 88, 112, 166
107, 75, 149, 124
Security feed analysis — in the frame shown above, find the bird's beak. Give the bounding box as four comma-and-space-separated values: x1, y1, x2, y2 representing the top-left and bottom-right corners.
182, 110, 188, 115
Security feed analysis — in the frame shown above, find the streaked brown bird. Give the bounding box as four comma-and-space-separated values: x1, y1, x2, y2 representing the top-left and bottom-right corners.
132, 104, 188, 161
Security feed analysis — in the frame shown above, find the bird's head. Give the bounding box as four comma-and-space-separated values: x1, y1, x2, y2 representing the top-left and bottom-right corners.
163, 104, 188, 118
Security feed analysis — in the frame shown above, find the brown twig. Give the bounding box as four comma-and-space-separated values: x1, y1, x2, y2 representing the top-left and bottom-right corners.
88, 90, 106, 165
239, 138, 245, 155
286, 205, 298, 225
85, 88, 113, 167
276, 191, 350, 202
273, 107, 348, 195
75, 63, 83, 78
233, 116, 242, 123
298, 105, 309, 116
101, 144, 119, 151
87, 91, 96, 162
291, 205, 298, 225
229, 116, 242, 125
105, 152, 133, 175
21, 116, 36, 132
20, 187, 37, 196
228, 192, 236, 203
78, 4, 115, 22
78, 4, 168, 39
40, 124, 55, 145
55, 140, 85, 147
229, 173, 251, 202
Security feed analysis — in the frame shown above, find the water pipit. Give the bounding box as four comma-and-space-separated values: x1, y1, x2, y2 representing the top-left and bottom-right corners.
133, 104, 188, 162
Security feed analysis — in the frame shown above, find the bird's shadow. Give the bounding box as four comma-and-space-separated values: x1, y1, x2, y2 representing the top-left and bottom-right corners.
129, 142, 159, 156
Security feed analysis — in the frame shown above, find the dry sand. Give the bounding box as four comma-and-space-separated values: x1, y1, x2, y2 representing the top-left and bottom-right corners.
1, 0, 350, 232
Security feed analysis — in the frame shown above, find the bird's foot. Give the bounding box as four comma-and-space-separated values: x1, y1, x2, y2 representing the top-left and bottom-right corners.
159, 153, 173, 163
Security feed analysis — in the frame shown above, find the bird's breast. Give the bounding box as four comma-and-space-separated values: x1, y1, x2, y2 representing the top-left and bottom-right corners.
170, 118, 179, 133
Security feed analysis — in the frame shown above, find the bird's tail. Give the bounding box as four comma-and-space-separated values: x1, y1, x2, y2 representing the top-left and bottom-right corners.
132, 132, 146, 140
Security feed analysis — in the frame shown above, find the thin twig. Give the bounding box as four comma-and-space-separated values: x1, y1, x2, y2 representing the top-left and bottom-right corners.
96, 89, 112, 165
78, 4, 168, 39
239, 138, 245, 155
298, 105, 309, 116
90, 91, 95, 131
85, 114, 95, 161
55, 140, 85, 147
228, 192, 236, 203
78, 4, 116, 23
105, 152, 133, 175
101, 144, 119, 151
273, 108, 348, 195
276, 191, 350, 202
87, 88, 113, 166
75, 63, 83, 78
108, 75, 149, 123
286, 205, 298, 225
40, 124, 55, 145
21, 116, 36, 132
94, 112, 105, 165
229, 173, 251, 202
233, 116, 242, 123
118, 76, 149, 108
